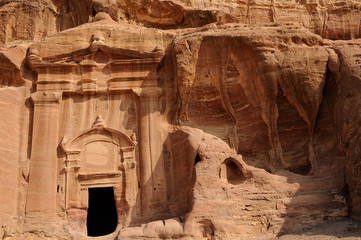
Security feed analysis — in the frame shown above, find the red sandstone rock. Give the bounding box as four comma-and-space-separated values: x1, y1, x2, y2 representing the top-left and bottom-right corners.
0, 1, 360, 239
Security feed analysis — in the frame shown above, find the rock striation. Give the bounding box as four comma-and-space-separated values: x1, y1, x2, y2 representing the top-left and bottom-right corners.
0, 1, 360, 239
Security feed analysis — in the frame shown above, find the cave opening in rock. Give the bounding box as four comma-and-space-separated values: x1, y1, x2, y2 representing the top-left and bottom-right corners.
92, 9, 97, 17
87, 187, 118, 237
225, 161, 242, 184
194, 153, 201, 166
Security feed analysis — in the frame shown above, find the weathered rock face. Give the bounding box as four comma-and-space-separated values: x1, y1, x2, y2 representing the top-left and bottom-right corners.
0, 0, 361, 239
169, 24, 328, 173
1, 0, 361, 45
331, 39, 361, 220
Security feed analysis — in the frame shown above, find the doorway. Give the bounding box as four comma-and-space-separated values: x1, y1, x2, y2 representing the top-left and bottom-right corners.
87, 187, 118, 236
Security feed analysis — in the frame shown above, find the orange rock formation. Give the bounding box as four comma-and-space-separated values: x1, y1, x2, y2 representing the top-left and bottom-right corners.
0, 0, 360, 239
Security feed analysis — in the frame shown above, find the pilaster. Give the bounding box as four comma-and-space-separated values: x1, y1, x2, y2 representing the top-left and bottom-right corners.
138, 87, 168, 216
26, 91, 62, 213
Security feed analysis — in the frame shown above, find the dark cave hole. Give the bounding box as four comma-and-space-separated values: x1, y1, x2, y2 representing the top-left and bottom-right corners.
194, 153, 201, 166
92, 9, 97, 17
342, 183, 351, 214
87, 187, 118, 237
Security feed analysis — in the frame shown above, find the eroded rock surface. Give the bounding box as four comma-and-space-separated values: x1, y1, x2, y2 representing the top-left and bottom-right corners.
0, 1, 360, 239
170, 23, 328, 173
0, 0, 360, 45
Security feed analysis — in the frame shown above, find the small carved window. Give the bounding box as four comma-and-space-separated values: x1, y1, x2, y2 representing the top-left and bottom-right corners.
219, 158, 245, 185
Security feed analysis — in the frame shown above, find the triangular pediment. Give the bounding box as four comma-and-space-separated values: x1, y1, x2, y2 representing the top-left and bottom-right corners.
26, 12, 165, 70
25, 12, 165, 92
28, 43, 164, 69
43, 45, 162, 63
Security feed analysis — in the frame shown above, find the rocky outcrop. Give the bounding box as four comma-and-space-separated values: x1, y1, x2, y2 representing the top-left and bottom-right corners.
119, 127, 347, 239
170, 23, 328, 173
1, 0, 360, 45
331, 39, 361, 220
0, 85, 31, 238
0, 44, 32, 238
180, 0, 361, 40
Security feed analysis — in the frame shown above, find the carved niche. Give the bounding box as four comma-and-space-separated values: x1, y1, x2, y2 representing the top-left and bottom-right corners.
60, 115, 138, 216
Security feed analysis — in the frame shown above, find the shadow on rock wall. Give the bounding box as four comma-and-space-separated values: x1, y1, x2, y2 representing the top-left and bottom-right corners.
277, 52, 354, 237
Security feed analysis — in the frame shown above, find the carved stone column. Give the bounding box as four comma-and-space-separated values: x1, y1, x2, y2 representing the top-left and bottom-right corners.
138, 87, 168, 216
63, 150, 81, 209
26, 92, 62, 213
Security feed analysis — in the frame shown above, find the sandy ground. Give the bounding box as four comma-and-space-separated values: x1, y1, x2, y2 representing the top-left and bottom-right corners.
276, 219, 361, 240
219, 219, 361, 240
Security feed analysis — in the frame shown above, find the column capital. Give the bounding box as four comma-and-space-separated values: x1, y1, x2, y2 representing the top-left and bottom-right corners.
31, 91, 62, 105
134, 87, 162, 100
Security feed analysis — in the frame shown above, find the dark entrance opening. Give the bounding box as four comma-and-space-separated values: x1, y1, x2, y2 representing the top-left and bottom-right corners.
194, 153, 201, 166
87, 187, 118, 236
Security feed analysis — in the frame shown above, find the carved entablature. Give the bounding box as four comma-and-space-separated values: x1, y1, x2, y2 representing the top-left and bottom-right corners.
26, 37, 164, 93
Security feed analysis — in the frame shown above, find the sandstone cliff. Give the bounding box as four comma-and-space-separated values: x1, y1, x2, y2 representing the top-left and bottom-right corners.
0, 0, 360, 239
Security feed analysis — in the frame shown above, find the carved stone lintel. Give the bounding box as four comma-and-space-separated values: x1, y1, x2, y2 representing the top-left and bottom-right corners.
77, 172, 121, 181
121, 146, 136, 152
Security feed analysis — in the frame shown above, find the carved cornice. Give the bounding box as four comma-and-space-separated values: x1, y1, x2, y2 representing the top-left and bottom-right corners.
26, 37, 165, 93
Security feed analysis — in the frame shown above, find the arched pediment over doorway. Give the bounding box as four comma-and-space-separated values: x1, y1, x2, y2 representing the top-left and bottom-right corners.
59, 115, 139, 234
61, 115, 137, 176
61, 114, 136, 151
